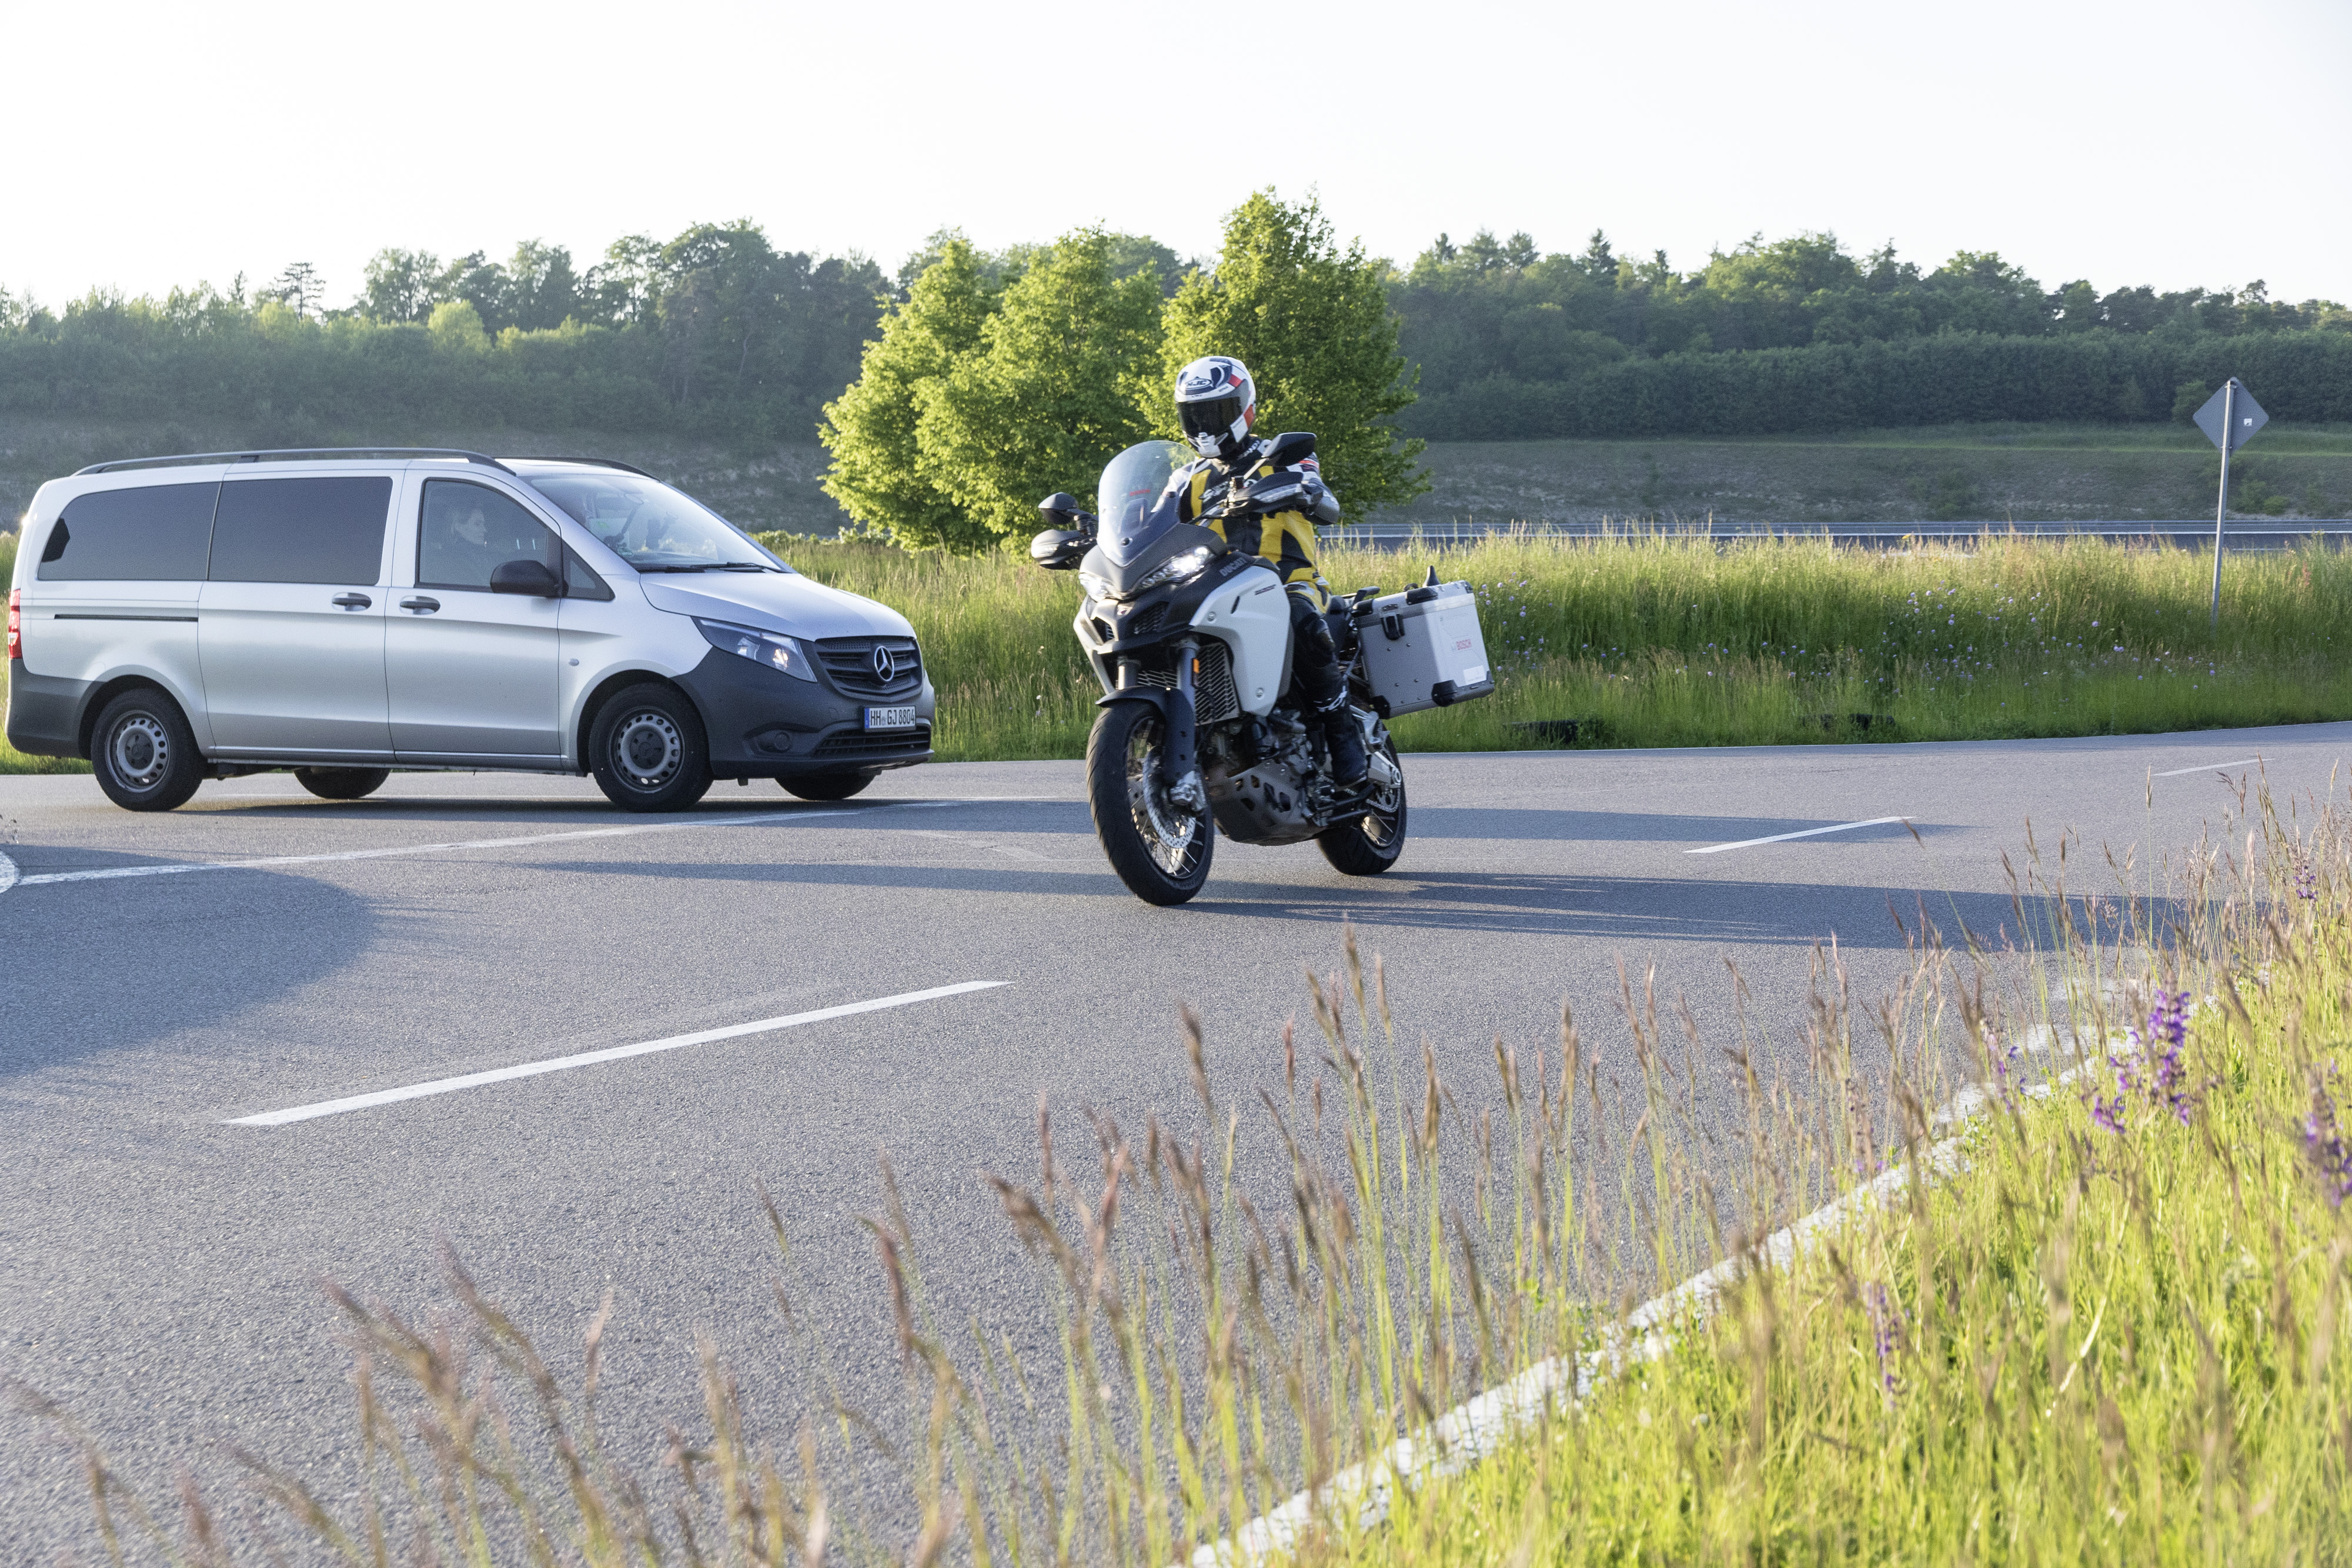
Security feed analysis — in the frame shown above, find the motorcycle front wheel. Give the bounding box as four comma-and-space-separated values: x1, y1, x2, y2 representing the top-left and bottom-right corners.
1087, 701, 1214, 905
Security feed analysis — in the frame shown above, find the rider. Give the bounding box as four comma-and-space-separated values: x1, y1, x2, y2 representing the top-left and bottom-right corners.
1165, 355, 1368, 786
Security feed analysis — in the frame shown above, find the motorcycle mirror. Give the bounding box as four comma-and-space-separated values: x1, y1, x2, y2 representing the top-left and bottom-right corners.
1030, 529, 1090, 570
1037, 492, 1089, 530
1262, 431, 1317, 469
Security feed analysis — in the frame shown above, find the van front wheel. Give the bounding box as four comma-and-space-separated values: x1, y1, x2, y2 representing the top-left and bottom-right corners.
91, 689, 205, 812
589, 683, 714, 813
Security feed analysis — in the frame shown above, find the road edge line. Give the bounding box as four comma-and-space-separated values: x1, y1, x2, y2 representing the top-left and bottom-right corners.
1188, 1030, 2079, 1566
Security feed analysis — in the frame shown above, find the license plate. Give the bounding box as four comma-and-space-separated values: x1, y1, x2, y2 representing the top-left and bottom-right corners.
864, 705, 917, 731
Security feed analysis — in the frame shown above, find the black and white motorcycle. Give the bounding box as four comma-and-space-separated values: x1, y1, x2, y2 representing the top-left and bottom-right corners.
1031, 435, 1412, 906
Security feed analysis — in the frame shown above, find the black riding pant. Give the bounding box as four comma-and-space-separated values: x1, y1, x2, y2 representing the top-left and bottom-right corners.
1287, 586, 1344, 709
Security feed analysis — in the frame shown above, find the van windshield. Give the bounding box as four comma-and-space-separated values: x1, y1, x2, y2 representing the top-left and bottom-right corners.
519, 467, 787, 572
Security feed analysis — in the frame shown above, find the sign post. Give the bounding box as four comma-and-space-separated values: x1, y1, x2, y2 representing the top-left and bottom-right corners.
2193, 377, 2269, 626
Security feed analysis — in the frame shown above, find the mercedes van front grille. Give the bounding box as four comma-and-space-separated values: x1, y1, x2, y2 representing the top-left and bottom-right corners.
814, 636, 923, 698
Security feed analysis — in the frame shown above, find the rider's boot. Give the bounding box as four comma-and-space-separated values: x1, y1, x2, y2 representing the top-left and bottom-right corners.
1319, 696, 1369, 787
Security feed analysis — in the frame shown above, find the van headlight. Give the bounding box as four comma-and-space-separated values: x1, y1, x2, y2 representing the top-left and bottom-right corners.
1131, 545, 1218, 594
696, 618, 817, 681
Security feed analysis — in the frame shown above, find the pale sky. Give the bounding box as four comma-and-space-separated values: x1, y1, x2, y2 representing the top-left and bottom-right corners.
10, 0, 2350, 309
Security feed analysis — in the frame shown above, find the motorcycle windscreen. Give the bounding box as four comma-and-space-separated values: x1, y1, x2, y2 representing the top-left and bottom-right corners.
1095, 440, 1188, 567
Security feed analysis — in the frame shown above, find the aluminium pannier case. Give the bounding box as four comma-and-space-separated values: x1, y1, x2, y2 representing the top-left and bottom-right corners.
1355, 580, 1496, 717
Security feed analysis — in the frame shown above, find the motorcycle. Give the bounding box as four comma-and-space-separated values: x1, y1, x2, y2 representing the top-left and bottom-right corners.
1030, 434, 1409, 906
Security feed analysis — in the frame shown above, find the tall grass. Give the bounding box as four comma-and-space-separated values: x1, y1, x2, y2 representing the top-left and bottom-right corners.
5, 529, 2339, 777
764, 529, 2352, 761
25, 768, 2352, 1563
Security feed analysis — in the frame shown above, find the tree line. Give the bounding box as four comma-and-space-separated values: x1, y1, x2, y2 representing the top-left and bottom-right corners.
1395, 229, 2352, 439
0, 222, 891, 444
4, 212, 2349, 530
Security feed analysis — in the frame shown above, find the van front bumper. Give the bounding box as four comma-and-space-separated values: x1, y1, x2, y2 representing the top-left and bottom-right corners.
674, 649, 935, 778
6, 661, 91, 757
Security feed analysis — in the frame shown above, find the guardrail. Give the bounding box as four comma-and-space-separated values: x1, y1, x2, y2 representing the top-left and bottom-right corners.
1321, 519, 2352, 551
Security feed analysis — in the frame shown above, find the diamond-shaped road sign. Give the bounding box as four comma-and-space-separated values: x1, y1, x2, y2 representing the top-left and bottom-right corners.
2194, 379, 2269, 452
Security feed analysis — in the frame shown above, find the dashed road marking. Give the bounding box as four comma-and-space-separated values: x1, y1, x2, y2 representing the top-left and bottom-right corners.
3, 797, 1060, 891
2153, 757, 2260, 777
225, 980, 1011, 1126
1686, 816, 1910, 855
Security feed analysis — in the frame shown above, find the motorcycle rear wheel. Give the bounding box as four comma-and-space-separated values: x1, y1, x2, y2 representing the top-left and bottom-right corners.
1317, 735, 1407, 875
1087, 701, 1214, 905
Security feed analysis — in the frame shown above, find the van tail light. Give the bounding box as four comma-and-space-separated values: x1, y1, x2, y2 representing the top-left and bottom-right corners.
5, 590, 18, 661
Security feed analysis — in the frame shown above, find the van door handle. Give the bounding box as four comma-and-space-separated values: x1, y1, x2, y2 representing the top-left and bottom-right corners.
400, 597, 441, 614
332, 593, 372, 610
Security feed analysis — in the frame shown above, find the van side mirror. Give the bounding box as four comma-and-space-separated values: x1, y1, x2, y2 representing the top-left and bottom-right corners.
1262, 431, 1317, 469
1030, 530, 1091, 570
490, 557, 563, 597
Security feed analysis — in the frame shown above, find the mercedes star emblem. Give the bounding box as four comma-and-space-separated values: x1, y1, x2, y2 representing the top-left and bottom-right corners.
871, 645, 896, 683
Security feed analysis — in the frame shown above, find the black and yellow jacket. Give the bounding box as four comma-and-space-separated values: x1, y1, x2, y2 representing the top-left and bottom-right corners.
1170, 453, 1330, 609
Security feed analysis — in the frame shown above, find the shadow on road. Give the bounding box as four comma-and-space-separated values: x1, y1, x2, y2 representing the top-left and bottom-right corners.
0, 867, 378, 1077
547, 853, 2132, 954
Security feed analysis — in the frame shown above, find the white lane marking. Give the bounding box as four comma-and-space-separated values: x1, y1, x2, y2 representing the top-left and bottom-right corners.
1685, 815, 1910, 854
2154, 757, 2260, 777
8, 797, 1050, 888
0, 849, 16, 895
226, 980, 1009, 1126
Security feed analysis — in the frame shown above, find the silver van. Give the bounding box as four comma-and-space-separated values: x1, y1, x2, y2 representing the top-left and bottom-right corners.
5, 448, 934, 811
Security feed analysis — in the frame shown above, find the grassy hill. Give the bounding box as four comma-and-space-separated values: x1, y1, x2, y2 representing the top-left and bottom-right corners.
10, 416, 2350, 540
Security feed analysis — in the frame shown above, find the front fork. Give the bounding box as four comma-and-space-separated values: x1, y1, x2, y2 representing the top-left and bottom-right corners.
1115, 645, 1204, 812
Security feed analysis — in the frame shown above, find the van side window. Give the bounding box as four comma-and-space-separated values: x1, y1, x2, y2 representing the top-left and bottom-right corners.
419, 480, 558, 592
561, 543, 616, 601
210, 477, 393, 584
38, 482, 219, 580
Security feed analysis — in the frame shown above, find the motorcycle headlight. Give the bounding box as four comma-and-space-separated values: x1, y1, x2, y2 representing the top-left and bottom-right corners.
695, 617, 817, 681
1131, 545, 1218, 595
1078, 569, 1116, 603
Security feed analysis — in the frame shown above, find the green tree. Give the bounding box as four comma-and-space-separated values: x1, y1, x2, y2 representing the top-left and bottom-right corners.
920, 228, 1166, 544
358, 248, 442, 322
820, 238, 1000, 551
1158, 190, 1425, 511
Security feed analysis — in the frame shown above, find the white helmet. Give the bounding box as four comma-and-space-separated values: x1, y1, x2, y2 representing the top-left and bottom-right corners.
1174, 355, 1257, 461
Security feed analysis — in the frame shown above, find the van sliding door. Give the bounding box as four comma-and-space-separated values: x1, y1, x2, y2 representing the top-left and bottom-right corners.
197, 474, 395, 759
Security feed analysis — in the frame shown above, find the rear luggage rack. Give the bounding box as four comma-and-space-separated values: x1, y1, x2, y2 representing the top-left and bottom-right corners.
77, 447, 515, 476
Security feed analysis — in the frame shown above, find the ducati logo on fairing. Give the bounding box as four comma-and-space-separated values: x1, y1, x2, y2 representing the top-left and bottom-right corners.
872, 646, 896, 683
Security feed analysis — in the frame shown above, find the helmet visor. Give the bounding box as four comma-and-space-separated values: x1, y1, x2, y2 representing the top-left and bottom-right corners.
1178, 393, 1244, 442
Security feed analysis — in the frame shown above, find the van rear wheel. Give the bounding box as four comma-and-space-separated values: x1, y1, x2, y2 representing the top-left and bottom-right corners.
91, 688, 205, 813
294, 767, 390, 801
589, 683, 714, 813
780, 771, 878, 801
1317, 736, 1406, 875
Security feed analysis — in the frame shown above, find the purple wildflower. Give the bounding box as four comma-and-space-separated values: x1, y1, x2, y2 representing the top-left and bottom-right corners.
2089, 991, 2199, 1133
2087, 1091, 2127, 1135
1866, 1282, 1902, 1397
2307, 1066, 2352, 1208
2294, 858, 2318, 901
2145, 991, 2196, 1125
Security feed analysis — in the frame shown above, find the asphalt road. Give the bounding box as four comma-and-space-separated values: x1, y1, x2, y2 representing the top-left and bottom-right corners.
2, 724, 2343, 1557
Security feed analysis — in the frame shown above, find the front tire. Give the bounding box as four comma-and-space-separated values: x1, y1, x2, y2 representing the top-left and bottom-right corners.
1318, 734, 1407, 875
90, 688, 204, 812
294, 766, 390, 801
780, 770, 879, 801
1087, 701, 1212, 905
589, 683, 714, 813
